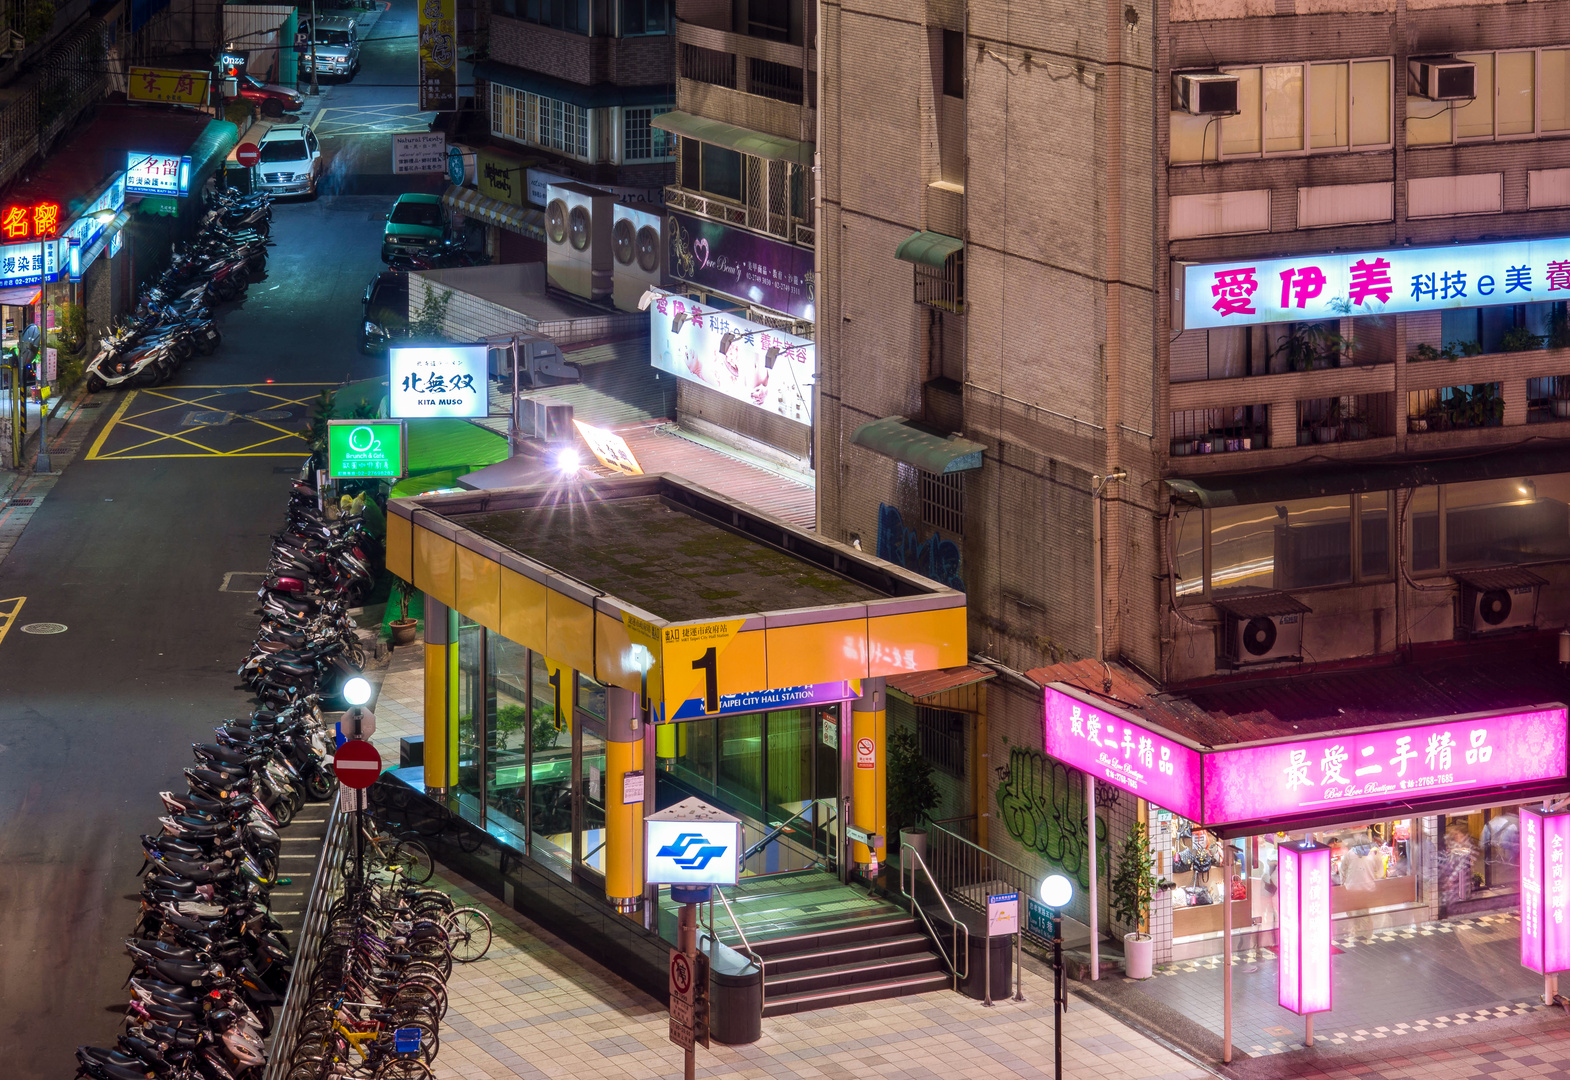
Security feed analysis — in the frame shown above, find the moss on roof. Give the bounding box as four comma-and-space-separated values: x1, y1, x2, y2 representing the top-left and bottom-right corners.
456, 496, 883, 622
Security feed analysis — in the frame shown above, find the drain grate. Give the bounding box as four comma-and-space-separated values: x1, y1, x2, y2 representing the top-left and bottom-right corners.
181, 409, 233, 427
21, 622, 66, 634
8, 498, 32, 506
274, 465, 302, 474
79, 402, 102, 409
249, 410, 294, 421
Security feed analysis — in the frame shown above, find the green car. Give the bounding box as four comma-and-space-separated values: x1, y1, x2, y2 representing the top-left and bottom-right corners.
381, 193, 449, 265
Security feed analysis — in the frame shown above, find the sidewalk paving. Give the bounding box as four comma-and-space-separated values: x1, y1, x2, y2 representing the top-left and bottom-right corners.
0, 388, 111, 568
426, 865, 1215, 1080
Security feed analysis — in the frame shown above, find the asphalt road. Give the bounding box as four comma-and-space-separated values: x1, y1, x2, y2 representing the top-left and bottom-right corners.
0, 1, 427, 1070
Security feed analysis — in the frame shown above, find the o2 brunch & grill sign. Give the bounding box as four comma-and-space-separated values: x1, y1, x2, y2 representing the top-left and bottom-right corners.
388, 345, 487, 419
1180, 236, 1570, 330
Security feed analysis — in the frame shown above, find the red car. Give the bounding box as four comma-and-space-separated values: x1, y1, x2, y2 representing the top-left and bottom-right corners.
233, 74, 304, 118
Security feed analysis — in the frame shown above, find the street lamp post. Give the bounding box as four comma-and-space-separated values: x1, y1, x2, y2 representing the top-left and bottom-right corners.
1040, 874, 1074, 1080
309, 0, 320, 96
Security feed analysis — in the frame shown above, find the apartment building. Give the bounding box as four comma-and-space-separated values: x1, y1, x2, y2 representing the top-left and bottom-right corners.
818, 0, 1570, 959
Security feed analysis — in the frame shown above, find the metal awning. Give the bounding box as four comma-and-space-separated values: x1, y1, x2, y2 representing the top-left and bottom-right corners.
441, 185, 544, 241
0, 285, 41, 306
894, 230, 963, 269
1452, 568, 1549, 591
650, 111, 812, 166
851, 415, 984, 474
1212, 590, 1313, 620
887, 664, 995, 702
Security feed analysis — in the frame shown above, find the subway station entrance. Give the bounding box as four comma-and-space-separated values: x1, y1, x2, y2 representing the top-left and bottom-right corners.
383, 475, 969, 1021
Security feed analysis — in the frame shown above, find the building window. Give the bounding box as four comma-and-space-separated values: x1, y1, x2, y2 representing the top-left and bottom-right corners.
747, 0, 790, 42
679, 137, 745, 202
941, 29, 964, 98
503, 0, 590, 33
749, 57, 807, 105
490, 84, 594, 160
920, 469, 964, 536
623, 106, 673, 161
915, 705, 966, 778
619, 0, 668, 34
1407, 47, 1570, 147
1171, 57, 1392, 163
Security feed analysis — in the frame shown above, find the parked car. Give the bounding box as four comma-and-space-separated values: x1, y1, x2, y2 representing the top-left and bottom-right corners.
253, 124, 323, 198
362, 270, 408, 352
233, 73, 304, 118
300, 16, 361, 80
380, 193, 450, 264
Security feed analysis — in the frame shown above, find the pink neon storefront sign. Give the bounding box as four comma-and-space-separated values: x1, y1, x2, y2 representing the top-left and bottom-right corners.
1202, 707, 1568, 829
1277, 840, 1332, 1015
1042, 685, 1203, 821
1521, 806, 1570, 975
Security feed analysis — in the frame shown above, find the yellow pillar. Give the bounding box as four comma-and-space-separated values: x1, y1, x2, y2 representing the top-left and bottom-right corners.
852, 678, 887, 868
422, 594, 456, 793
604, 686, 645, 913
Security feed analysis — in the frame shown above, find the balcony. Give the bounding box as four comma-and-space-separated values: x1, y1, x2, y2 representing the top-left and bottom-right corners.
1407, 384, 1504, 435
1295, 393, 1397, 446
675, 20, 815, 140
1169, 405, 1271, 458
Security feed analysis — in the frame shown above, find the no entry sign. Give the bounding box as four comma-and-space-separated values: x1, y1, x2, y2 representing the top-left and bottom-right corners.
333, 738, 382, 789
235, 142, 260, 168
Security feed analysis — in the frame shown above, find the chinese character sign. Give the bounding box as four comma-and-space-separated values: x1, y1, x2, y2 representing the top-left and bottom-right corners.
389, 345, 487, 418
125, 153, 186, 196
417, 0, 456, 111
650, 295, 816, 426
1203, 707, 1568, 829
1278, 841, 1332, 1016
0, 202, 62, 241
0, 241, 58, 286
667, 210, 815, 322
1181, 238, 1570, 330
127, 67, 211, 107
573, 419, 644, 476
1041, 685, 1203, 820
1521, 807, 1570, 975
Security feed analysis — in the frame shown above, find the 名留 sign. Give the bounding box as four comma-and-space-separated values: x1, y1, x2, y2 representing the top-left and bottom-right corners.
1181, 236, 1570, 330
389, 345, 487, 418
126, 153, 191, 197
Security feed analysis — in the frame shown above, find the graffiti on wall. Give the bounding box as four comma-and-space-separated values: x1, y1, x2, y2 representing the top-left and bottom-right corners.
995, 746, 1110, 890
876, 504, 964, 590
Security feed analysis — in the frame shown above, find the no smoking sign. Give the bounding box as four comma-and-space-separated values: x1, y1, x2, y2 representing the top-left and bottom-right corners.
855, 736, 876, 770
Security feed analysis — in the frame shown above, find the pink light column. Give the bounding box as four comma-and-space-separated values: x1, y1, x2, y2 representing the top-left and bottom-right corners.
1521, 806, 1570, 975
1278, 840, 1332, 1017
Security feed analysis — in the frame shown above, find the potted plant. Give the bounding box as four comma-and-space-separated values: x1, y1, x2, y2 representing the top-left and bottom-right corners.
1111, 821, 1170, 979
887, 725, 939, 869
1408, 414, 1429, 434
1313, 399, 1342, 444
1500, 326, 1546, 353
1342, 404, 1371, 441
1170, 437, 1194, 457
389, 576, 419, 646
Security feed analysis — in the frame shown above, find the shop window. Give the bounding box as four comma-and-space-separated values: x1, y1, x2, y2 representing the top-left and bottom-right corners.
1311, 820, 1418, 913
530, 650, 573, 868
1360, 491, 1391, 578
679, 138, 746, 203
1440, 807, 1521, 912
915, 705, 965, 778
1407, 486, 1440, 572
456, 622, 485, 813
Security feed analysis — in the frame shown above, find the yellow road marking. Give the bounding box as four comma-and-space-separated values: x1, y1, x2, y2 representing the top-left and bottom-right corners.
85, 392, 137, 460
310, 108, 328, 131
0, 596, 25, 649
116, 421, 231, 455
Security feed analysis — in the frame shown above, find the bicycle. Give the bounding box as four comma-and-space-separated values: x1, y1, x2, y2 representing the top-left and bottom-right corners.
443, 906, 492, 962
341, 821, 433, 884
290, 999, 438, 1078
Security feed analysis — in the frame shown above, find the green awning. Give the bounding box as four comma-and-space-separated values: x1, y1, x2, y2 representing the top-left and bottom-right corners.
895, 231, 963, 269
189, 119, 241, 180
852, 416, 985, 474
136, 196, 179, 216
650, 111, 812, 166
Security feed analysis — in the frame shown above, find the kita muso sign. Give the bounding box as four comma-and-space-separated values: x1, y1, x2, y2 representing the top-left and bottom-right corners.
1180, 235, 1570, 330
126, 153, 191, 197
389, 345, 486, 418
645, 816, 741, 886
327, 420, 406, 479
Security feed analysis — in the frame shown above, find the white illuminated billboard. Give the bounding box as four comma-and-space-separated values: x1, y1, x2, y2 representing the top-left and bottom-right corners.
649, 296, 815, 426
645, 816, 741, 886
389, 345, 488, 419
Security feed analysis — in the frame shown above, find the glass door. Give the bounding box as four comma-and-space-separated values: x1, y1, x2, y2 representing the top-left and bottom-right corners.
573, 710, 607, 881
455, 621, 484, 818
529, 651, 573, 875
484, 633, 532, 845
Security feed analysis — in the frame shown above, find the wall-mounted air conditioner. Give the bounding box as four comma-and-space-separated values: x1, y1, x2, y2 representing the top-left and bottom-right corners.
1172, 72, 1240, 116
1215, 592, 1311, 667
1409, 57, 1476, 101
1454, 569, 1545, 637
521, 396, 574, 442
611, 203, 664, 313
545, 182, 614, 301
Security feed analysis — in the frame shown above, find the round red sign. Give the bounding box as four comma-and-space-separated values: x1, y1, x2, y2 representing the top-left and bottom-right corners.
332, 738, 383, 789
235, 142, 260, 168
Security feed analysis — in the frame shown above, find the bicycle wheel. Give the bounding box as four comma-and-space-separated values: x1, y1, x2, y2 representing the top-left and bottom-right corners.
286, 1054, 327, 1080
390, 840, 433, 884
377, 1059, 433, 1080
444, 907, 492, 962
454, 821, 482, 853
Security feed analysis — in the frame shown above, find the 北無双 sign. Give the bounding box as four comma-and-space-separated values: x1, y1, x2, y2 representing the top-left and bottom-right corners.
389, 345, 487, 418
126, 153, 189, 197
327, 420, 406, 479
1181, 236, 1570, 330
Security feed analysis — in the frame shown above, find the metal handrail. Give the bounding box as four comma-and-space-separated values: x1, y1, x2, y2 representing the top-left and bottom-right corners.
925, 818, 1055, 947
708, 885, 767, 1015
742, 803, 815, 863
260, 788, 350, 1080
900, 846, 969, 988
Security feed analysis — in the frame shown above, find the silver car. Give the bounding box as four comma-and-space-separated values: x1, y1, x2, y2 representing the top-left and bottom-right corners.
300, 16, 360, 79
254, 124, 323, 197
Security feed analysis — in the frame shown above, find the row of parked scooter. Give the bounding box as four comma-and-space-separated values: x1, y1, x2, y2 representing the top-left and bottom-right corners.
84, 188, 273, 392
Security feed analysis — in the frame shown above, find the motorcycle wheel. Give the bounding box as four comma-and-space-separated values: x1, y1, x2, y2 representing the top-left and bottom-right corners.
198, 331, 220, 356
288, 786, 305, 814
304, 769, 333, 801
269, 798, 294, 828
85, 373, 105, 393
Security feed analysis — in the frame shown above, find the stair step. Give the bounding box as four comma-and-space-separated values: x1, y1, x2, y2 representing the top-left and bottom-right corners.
734, 914, 921, 957
766, 953, 948, 996
762, 972, 954, 1017
762, 932, 936, 975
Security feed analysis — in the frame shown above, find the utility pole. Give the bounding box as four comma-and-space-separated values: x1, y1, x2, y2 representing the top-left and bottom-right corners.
309, 0, 319, 96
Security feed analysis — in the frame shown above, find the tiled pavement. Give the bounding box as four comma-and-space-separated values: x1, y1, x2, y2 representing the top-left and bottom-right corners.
425, 867, 1215, 1080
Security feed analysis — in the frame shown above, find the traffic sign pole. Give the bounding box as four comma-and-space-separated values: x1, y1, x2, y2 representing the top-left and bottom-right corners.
332, 737, 382, 888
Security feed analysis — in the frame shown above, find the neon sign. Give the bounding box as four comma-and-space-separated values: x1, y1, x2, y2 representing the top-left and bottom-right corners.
1277, 840, 1332, 1015
1, 202, 61, 241
1521, 807, 1570, 975
1042, 684, 1203, 820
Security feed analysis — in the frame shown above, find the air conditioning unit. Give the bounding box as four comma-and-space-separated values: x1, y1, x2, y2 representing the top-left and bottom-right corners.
517, 333, 579, 386
1215, 592, 1311, 667
1454, 570, 1545, 637
545, 181, 614, 301
611, 203, 665, 313
1172, 72, 1239, 115
520, 396, 574, 442
1409, 57, 1476, 101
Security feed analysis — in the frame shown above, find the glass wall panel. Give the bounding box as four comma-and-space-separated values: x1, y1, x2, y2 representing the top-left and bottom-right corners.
1441, 806, 1521, 911
1350, 59, 1391, 146
1454, 53, 1495, 138
1210, 496, 1351, 595
1263, 64, 1305, 152
1359, 491, 1391, 579
485, 634, 532, 842
1174, 508, 1205, 600
718, 712, 763, 815
530, 651, 573, 870
575, 718, 607, 875
766, 708, 814, 821
1222, 67, 1262, 155
1407, 486, 1440, 572
456, 621, 484, 814
1309, 62, 1348, 149
1446, 476, 1570, 567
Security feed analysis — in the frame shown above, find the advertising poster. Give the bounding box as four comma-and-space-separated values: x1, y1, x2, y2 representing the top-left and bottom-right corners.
392, 132, 448, 174
666, 210, 814, 320
389, 345, 487, 418
128, 67, 211, 107
649, 295, 815, 426
418, 0, 456, 112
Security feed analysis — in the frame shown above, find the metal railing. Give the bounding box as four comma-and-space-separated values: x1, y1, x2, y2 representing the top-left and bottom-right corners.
705, 885, 767, 1013
899, 846, 969, 990
742, 803, 814, 863
680, 42, 737, 88
260, 789, 351, 1080
925, 820, 1055, 949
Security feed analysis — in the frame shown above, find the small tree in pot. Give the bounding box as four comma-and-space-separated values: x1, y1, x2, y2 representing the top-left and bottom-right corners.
887, 725, 939, 867
1111, 822, 1170, 978
389, 576, 419, 646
